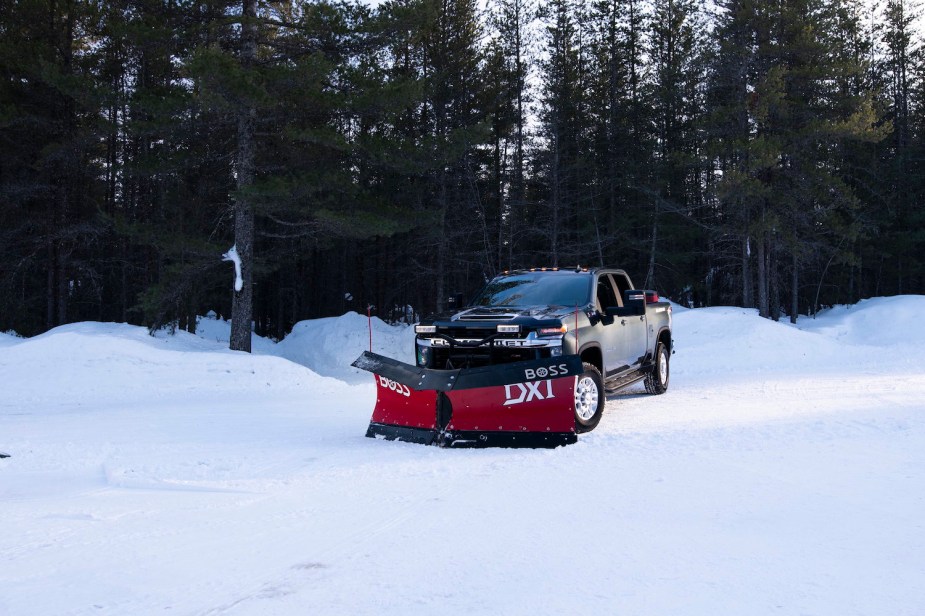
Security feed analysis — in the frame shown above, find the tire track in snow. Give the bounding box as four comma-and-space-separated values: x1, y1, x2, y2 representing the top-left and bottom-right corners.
195, 477, 455, 616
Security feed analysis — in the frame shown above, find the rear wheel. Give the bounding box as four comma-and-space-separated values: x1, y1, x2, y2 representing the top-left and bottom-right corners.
574, 362, 604, 433
644, 342, 670, 394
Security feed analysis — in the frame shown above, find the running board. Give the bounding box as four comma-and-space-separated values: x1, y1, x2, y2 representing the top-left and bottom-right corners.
604, 370, 646, 394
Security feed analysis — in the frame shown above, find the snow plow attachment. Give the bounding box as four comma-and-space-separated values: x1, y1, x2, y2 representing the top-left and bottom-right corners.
352, 352, 582, 448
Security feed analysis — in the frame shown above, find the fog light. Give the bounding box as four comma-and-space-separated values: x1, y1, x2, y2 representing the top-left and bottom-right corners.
415, 325, 437, 334
497, 324, 521, 334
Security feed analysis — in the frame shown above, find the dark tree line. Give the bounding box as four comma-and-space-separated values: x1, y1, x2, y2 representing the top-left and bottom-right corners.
1, 0, 923, 343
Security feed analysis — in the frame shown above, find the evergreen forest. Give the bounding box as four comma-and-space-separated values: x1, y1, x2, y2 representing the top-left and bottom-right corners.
2, 0, 924, 346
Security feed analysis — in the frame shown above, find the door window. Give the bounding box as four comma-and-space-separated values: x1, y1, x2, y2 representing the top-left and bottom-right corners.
613, 273, 633, 302
596, 274, 622, 310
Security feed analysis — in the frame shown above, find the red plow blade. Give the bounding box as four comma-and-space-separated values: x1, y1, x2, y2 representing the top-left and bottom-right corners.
352, 352, 581, 448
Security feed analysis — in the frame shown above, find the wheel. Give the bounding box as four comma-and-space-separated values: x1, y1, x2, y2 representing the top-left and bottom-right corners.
644, 341, 670, 395
574, 362, 605, 433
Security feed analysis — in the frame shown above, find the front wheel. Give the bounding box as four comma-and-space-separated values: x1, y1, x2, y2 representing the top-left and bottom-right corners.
574, 363, 605, 433
644, 342, 670, 395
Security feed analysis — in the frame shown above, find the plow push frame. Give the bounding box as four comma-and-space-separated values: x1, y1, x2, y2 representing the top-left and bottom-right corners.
353, 352, 583, 448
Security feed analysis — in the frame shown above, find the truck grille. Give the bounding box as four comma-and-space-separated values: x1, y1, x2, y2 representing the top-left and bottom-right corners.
430, 345, 538, 369
437, 326, 519, 341
457, 313, 518, 321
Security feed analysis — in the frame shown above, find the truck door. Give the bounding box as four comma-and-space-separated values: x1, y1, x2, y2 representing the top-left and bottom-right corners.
613, 274, 649, 369
594, 273, 623, 376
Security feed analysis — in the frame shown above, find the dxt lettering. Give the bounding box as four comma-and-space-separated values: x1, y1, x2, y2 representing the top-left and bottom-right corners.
504, 380, 555, 406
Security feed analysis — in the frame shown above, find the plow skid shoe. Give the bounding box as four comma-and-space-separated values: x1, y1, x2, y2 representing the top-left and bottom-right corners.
352, 352, 582, 448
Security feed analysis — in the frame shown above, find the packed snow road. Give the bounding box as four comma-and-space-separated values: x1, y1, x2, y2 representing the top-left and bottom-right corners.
1, 297, 923, 615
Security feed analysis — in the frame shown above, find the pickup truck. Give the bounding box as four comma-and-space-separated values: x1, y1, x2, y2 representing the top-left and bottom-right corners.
413, 267, 673, 432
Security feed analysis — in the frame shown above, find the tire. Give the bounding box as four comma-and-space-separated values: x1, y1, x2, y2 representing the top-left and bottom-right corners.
644, 341, 670, 395
574, 362, 605, 433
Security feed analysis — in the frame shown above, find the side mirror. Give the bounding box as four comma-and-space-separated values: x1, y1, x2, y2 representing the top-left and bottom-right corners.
447, 293, 465, 310
624, 290, 646, 313
604, 290, 646, 317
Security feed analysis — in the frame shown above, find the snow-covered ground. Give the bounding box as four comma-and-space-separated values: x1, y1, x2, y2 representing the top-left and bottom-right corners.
1, 297, 923, 616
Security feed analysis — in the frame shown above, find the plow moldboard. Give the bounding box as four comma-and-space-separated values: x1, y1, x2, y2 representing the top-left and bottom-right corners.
355, 352, 581, 448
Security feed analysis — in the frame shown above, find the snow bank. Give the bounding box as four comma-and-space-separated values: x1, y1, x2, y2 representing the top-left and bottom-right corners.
194, 311, 414, 382
0, 321, 342, 412
274, 311, 415, 382
0, 330, 23, 349
671, 296, 925, 383
194, 311, 279, 354
798, 295, 925, 347
670, 306, 851, 380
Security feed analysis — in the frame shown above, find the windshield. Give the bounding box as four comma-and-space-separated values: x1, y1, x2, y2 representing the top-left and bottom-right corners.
471, 272, 592, 307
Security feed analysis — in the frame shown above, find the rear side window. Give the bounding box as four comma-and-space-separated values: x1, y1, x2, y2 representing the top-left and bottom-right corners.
471, 273, 592, 307
613, 273, 632, 300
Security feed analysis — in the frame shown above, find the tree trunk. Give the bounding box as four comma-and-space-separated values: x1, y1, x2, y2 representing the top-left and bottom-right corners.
45, 0, 76, 330
790, 252, 798, 324
742, 235, 752, 308
494, 130, 503, 272
646, 203, 657, 289
551, 133, 560, 268
769, 240, 780, 321
56, 238, 68, 325
511, 11, 524, 269
435, 169, 448, 313
47, 236, 56, 329
230, 0, 257, 353
757, 234, 769, 318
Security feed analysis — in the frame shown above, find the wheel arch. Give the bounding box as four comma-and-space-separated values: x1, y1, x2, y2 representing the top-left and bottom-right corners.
578, 343, 603, 374
657, 327, 672, 353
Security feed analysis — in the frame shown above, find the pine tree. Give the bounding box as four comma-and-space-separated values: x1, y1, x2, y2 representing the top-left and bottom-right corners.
418, 0, 489, 308
704, 0, 760, 308
118, 0, 236, 334
0, 0, 108, 334
229, 0, 258, 352
488, 0, 535, 270
647, 0, 706, 291
584, 0, 651, 274
705, 0, 887, 319
878, 0, 922, 294
537, 0, 586, 267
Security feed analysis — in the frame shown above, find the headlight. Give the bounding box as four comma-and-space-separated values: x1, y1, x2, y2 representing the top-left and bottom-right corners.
496, 324, 521, 333
415, 325, 437, 334
416, 346, 430, 366
538, 325, 568, 336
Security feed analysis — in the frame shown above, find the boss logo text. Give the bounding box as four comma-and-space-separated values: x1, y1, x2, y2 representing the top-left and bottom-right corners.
378, 375, 411, 397
524, 363, 569, 380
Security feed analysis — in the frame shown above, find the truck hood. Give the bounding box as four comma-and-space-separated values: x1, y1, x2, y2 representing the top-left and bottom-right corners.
429, 305, 584, 323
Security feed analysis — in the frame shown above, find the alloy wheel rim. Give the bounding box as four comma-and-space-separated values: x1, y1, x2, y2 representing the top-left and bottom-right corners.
575, 376, 599, 420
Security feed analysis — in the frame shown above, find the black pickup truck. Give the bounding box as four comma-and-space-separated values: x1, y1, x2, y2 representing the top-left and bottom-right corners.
413, 268, 673, 432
